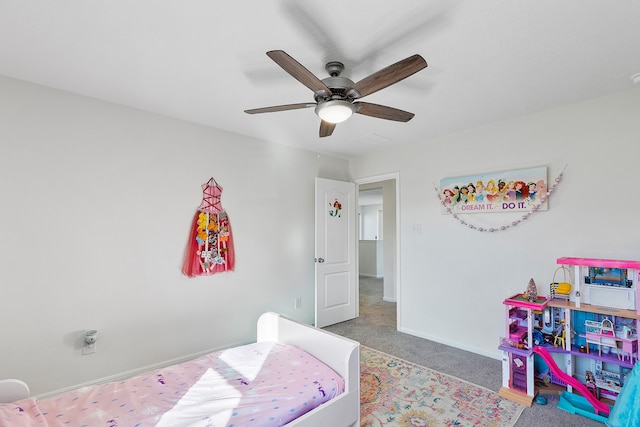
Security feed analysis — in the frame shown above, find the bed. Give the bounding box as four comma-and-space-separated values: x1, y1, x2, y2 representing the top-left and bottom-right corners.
0, 312, 360, 427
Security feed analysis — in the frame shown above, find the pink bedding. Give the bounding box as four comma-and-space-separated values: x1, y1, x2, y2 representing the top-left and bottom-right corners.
0, 342, 344, 426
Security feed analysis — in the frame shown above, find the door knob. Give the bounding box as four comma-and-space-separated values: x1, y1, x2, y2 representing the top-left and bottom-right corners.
316, 257, 325, 263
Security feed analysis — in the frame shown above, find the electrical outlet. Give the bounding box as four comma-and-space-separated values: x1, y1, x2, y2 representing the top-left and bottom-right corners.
295, 297, 302, 309
82, 342, 96, 355
82, 329, 97, 355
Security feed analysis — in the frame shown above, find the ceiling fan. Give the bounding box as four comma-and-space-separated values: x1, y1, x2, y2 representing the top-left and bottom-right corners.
244, 50, 427, 137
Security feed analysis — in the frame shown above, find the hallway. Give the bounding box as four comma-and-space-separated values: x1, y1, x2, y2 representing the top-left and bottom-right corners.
358, 276, 396, 328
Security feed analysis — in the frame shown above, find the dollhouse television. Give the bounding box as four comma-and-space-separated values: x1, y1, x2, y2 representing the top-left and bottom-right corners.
585, 267, 632, 288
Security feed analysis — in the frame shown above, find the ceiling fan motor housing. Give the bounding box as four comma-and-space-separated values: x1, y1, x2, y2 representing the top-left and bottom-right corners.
317, 76, 355, 101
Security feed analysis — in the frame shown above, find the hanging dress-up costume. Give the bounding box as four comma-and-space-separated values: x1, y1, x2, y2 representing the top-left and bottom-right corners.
182, 178, 235, 277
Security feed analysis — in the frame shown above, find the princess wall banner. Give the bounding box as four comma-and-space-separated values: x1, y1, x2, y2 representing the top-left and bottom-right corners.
439, 166, 548, 215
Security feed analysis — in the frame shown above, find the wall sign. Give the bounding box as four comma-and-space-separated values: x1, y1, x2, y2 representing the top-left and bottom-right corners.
439, 166, 548, 215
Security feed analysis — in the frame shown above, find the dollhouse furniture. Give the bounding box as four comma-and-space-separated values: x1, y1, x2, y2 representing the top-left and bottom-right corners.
553, 319, 566, 348
0, 312, 360, 427
584, 318, 621, 358
620, 338, 638, 363
550, 265, 572, 300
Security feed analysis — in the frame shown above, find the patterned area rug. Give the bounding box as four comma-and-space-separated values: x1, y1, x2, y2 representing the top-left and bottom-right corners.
360, 346, 524, 427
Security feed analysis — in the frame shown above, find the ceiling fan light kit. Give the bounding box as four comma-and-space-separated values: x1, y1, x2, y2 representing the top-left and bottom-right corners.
244, 50, 427, 137
315, 100, 355, 123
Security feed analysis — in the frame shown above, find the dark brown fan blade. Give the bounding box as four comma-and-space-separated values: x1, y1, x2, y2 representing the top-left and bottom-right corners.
319, 120, 336, 137
347, 54, 427, 99
354, 102, 415, 122
267, 50, 332, 96
244, 103, 315, 114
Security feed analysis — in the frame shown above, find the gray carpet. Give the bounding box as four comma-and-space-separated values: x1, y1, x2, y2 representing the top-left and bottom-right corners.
324, 276, 603, 427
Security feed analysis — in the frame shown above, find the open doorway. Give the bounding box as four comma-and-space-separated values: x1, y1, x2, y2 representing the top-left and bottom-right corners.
358, 186, 384, 279
356, 174, 399, 328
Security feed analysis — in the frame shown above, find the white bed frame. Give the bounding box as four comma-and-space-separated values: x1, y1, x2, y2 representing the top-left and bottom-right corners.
1, 312, 360, 427
257, 312, 360, 427
0, 379, 29, 404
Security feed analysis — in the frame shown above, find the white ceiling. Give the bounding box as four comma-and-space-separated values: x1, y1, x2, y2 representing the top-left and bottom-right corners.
2, 1, 639, 159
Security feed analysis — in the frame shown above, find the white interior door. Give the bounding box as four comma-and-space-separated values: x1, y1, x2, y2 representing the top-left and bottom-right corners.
315, 177, 357, 328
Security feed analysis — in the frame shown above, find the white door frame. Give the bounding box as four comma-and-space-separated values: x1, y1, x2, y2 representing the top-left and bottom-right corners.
355, 172, 401, 330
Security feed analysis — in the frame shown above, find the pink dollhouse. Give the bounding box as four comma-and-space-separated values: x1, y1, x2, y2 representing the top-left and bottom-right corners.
499, 257, 640, 413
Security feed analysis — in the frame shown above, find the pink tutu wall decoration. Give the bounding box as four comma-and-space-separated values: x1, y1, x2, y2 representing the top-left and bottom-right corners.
182, 178, 235, 277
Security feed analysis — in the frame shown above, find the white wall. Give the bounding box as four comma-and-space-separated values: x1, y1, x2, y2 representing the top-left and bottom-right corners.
360, 204, 382, 240
0, 76, 350, 395
350, 87, 640, 359
359, 240, 383, 278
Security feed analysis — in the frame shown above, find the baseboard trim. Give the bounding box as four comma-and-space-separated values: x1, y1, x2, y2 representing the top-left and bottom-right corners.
398, 326, 501, 361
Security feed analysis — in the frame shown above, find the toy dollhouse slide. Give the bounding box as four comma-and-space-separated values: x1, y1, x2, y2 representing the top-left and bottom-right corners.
532, 346, 611, 420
